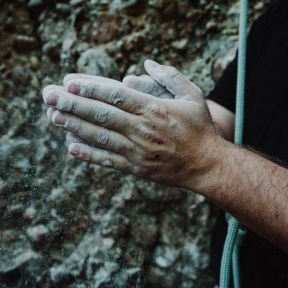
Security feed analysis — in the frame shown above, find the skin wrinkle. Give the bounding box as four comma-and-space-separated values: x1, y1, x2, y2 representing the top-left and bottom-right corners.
109, 86, 125, 106
95, 132, 110, 147
94, 108, 111, 124
81, 84, 95, 99
56, 91, 75, 112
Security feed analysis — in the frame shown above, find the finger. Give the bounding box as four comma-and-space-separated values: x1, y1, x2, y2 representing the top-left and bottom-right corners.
123, 75, 174, 99
66, 132, 87, 145
63, 73, 121, 87
47, 107, 56, 120
63, 77, 156, 115
144, 60, 203, 101
43, 87, 134, 134
42, 85, 65, 96
52, 110, 134, 156
68, 142, 132, 172
65, 132, 88, 148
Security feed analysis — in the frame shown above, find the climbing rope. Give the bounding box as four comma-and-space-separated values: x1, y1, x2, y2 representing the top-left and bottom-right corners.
219, 0, 249, 287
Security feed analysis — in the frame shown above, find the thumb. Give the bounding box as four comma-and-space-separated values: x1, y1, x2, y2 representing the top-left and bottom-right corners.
123, 75, 174, 99
144, 59, 203, 101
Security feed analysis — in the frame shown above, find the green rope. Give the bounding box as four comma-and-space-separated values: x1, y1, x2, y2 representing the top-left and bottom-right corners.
219, 0, 248, 287
232, 227, 246, 288
232, 236, 241, 288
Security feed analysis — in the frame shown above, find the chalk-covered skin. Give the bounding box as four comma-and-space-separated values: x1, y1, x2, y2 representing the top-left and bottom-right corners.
42, 60, 226, 190
42, 60, 288, 250
122, 74, 235, 141
62, 75, 174, 149
123, 74, 174, 99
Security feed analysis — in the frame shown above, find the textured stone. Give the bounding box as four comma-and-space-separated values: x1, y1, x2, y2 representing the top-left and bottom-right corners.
77, 48, 120, 79
26, 225, 49, 242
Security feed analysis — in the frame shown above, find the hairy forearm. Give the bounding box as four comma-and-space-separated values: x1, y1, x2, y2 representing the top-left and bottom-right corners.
190, 140, 288, 250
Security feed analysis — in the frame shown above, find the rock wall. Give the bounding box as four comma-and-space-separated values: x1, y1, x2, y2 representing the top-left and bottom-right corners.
0, 0, 268, 287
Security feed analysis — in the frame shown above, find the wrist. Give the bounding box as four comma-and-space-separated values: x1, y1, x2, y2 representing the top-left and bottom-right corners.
182, 135, 235, 196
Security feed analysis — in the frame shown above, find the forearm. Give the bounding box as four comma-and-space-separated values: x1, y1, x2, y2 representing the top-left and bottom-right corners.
190, 140, 288, 250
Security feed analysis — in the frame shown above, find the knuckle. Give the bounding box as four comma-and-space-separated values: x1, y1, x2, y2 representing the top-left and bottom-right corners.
70, 97, 79, 113
135, 123, 164, 145
57, 96, 78, 113
94, 109, 111, 124
109, 86, 125, 106
147, 102, 167, 118
135, 124, 150, 137
95, 132, 110, 147
82, 85, 95, 98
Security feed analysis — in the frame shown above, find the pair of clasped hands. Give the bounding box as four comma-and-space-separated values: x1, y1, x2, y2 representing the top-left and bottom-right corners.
42, 60, 224, 191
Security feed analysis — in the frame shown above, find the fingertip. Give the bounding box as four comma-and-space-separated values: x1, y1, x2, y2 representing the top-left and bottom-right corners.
144, 60, 163, 80
66, 80, 81, 95
66, 132, 84, 144
42, 85, 62, 98
144, 59, 159, 70
63, 74, 79, 87
122, 75, 138, 88
68, 142, 81, 157
42, 85, 52, 97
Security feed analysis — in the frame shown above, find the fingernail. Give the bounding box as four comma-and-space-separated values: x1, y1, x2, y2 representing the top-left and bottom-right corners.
146, 59, 158, 68
44, 92, 59, 106
69, 143, 80, 156
67, 82, 80, 95
52, 111, 67, 126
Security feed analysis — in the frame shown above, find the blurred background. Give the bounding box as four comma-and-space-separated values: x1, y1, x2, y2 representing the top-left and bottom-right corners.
0, 0, 268, 287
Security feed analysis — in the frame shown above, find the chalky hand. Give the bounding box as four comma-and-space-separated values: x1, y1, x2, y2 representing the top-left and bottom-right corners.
123, 74, 174, 99
42, 60, 223, 189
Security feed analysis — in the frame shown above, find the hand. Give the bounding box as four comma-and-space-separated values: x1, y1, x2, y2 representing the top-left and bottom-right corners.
123, 74, 174, 99
42, 60, 224, 190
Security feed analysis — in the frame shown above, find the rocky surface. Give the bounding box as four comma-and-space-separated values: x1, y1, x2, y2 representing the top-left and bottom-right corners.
0, 0, 268, 287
